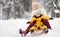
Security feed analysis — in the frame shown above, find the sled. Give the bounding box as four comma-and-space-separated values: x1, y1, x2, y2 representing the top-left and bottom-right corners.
19, 19, 51, 37
19, 27, 49, 37
30, 25, 49, 35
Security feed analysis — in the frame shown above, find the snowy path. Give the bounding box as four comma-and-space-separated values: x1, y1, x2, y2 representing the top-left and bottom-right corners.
0, 18, 60, 37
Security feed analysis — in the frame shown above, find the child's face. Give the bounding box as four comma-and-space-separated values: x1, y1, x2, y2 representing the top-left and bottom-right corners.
35, 13, 40, 17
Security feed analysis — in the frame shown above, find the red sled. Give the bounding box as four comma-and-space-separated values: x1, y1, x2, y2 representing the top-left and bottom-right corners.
42, 19, 51, 29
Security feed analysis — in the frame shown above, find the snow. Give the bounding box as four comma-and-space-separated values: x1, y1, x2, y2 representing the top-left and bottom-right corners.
54, 9, 60, 13
0, 18, 60, 37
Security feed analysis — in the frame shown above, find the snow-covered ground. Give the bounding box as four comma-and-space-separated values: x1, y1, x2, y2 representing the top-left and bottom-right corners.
0, 18, 60, 37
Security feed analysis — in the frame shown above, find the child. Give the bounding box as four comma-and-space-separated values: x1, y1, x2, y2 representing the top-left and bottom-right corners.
19, 10, 53, 36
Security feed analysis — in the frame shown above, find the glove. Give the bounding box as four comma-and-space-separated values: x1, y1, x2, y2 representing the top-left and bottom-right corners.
27, 21, 30, 24
50, 18, 53, 20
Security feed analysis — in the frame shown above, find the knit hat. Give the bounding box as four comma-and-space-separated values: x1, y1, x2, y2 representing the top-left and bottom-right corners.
35, 10, 42, 15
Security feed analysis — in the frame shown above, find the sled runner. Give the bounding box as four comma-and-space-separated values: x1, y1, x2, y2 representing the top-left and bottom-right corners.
19, 29, 25, 37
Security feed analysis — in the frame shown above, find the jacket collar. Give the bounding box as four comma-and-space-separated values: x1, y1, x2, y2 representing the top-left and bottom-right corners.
33, 14, 43, 18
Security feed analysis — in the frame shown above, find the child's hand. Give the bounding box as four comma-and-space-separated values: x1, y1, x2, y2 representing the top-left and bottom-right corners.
50, 18, 53, 20
27, 21, 30, 24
